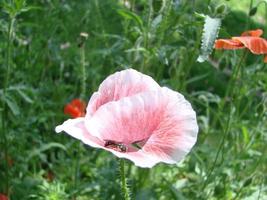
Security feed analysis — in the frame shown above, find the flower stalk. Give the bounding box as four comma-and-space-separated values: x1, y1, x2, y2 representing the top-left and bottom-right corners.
79, 32, 88, 99
202, 49, 248, 194
119, 159, 131, 200
72, 32, 88, 199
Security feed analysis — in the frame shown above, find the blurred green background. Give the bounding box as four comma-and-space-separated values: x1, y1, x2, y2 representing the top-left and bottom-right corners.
0, 0, 266, 199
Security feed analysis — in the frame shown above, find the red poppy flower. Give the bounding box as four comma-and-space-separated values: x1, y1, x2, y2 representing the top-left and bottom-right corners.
215, 29, 267, 63
0, 194, 8, 200
64, 99, 86, 118
240, 29, 263, 37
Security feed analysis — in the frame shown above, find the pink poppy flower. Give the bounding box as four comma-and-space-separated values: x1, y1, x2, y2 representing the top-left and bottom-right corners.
55, 69, 198, 168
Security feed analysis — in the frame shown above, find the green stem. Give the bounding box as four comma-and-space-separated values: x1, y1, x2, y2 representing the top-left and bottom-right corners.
207, 0, 212, 6
1, 16, 15, 197
73, 147, 80, 199
72, 37, 87, 199
130, 0, 136, 11
202, 50, 247, 196
119, 159, 131, 200
203, 3, 253, 195
80, 45, 86, 99
3, 18, 15, 96
265, 1, 267, 38
246, 0, 254, 30
179, 28, 201, 91
141, 0, 153, 72
94, 0, 109, 48
224, 50, 248, 100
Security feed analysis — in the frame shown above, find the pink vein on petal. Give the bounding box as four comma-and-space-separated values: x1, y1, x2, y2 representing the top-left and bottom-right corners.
55, 118, 160, 168
55, 69, 199, 168
86, 69, 160, 118
85, 87, 198, 166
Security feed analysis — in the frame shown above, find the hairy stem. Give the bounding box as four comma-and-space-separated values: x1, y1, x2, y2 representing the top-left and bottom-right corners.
80, 45, 86, 99
119, 159, 131, 200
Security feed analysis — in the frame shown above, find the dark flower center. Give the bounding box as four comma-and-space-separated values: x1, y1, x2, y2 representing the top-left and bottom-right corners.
104, 139, 146, 153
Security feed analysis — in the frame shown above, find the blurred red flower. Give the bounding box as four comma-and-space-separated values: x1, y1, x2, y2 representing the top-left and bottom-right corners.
44, 170, 54, 182
64, 99, 86, 118
0, 194, 8, 200
7, 156, 13, 167
215, 29, 267, 63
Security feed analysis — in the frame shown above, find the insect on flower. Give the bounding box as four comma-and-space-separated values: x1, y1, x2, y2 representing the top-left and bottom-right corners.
215, 29, 267, 63
104, 140, 128, 152
56, 69, 198, 168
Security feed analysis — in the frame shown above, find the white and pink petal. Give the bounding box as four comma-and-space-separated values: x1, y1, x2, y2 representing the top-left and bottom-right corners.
86, 69, 160, 117
85, 87, 198, 166
85, 89, 166, 145
56, 69, 198, 168
142, 87, 198, 164
55, 118, 104, 148
55, 118, 160, 168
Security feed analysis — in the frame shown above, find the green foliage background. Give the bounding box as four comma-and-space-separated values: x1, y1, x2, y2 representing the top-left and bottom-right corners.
0, 0, 266, 199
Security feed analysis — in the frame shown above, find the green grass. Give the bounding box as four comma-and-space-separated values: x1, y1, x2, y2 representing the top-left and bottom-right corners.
0, 0, 266, 199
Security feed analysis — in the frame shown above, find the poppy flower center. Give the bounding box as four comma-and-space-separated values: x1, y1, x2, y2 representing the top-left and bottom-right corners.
104, 139, 147, 153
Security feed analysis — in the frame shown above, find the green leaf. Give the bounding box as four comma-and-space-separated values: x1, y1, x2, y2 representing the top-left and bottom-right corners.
194, 12, 206, 19
125, 47, 149, 53
185, 73, 210, 84
2, 2, 16, 16
151, 14, 162, 29
27, 142, 67, 162
117, 9, 143, 28
1, 94, 20, 116
241, 126, 249, 145
17, 89, 33, 103
19, 6, 42, 14
14, 0, 26, 10
197, 15, 221, 63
